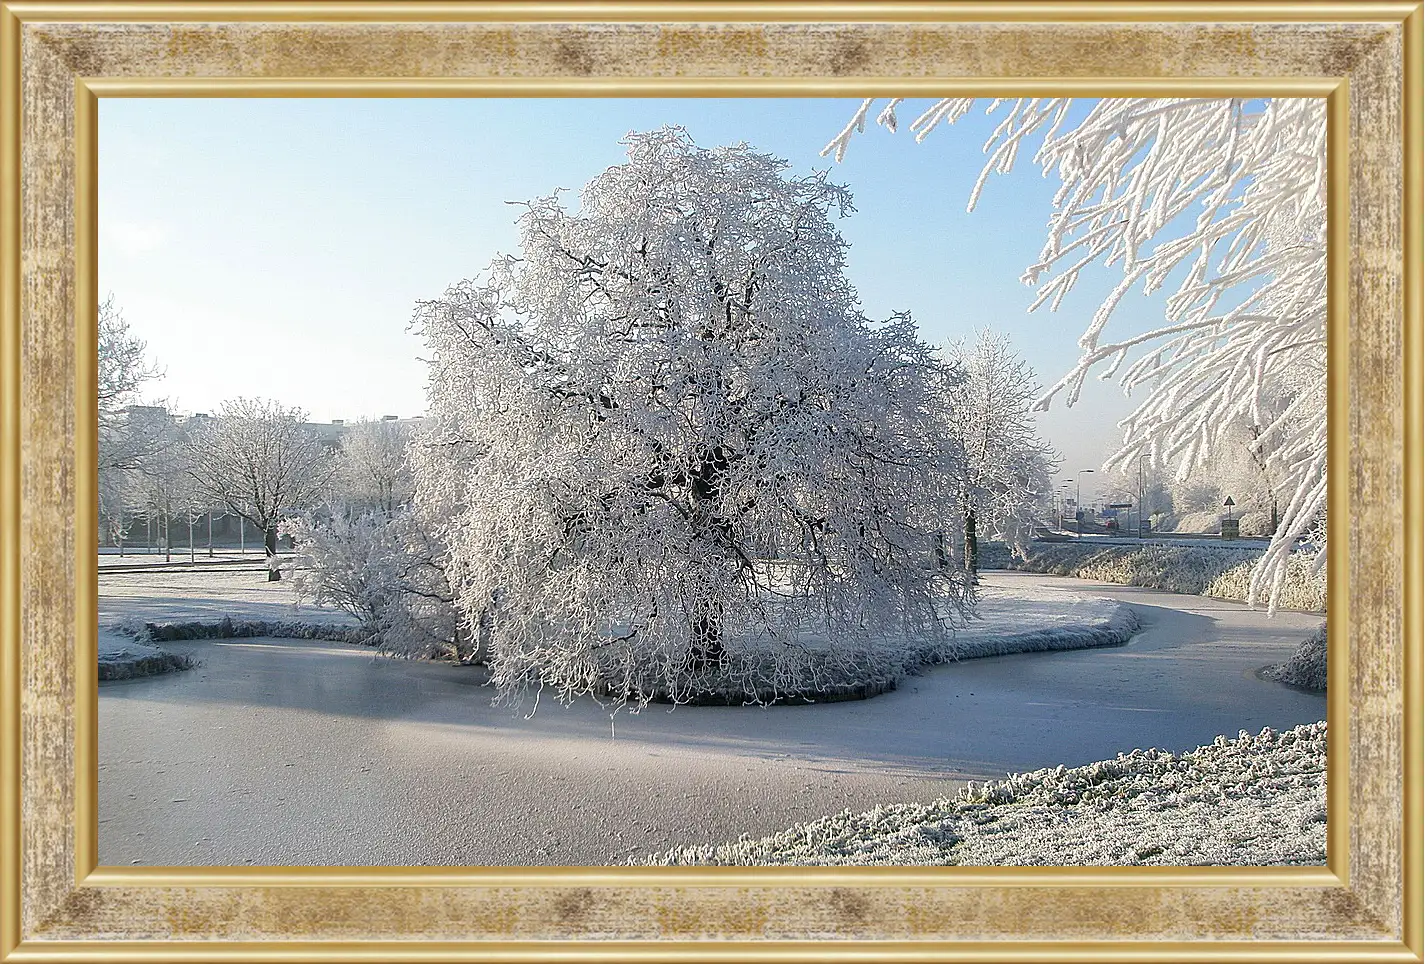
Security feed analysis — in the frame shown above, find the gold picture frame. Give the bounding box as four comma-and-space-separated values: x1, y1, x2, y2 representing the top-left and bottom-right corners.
1, 1, 1420, 959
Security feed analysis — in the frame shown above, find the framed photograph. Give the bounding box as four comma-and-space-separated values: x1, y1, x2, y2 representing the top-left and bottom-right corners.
1, 1, 1420, 960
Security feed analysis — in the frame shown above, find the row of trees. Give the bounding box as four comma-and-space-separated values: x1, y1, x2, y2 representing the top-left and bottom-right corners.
98, 303, 415, 578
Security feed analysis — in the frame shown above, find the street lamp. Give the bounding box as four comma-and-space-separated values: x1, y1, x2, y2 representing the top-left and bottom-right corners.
1137, 453, 1149, 539
1076, 469, 1095, 539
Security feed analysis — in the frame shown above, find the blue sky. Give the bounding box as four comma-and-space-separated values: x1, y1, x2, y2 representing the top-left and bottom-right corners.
99, 97, 1181, 500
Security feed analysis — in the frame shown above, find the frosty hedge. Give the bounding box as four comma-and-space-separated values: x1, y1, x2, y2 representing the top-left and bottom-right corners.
983, 542, 1325, 613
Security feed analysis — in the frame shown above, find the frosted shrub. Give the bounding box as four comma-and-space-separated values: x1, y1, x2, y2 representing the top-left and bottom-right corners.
644, 722, 1327, 866
282, 506, 466, 660
1263, 623, 1328, 691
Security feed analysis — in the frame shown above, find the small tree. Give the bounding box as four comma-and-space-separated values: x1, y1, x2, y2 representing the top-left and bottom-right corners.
133, 408, 192, 562
283, 505, 463, 656
97, 296, 163, 471
335, 419, 414, 514
96, 297, 163, 553
940, 331, 1058, 572
415, 128, 970, 706
185, 398, 335, 580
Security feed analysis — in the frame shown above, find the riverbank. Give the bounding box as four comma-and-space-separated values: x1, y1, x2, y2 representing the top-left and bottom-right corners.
98, 630, 194, 680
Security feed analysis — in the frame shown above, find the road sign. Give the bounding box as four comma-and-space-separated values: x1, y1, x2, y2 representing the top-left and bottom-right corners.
1106, 502, 1133, 509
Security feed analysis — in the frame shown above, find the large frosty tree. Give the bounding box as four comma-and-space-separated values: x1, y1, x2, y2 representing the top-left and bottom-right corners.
185, 398, 335, 580
825, 98, 1326, 607
941, 331, 1057, 572
415, 127, 969, 706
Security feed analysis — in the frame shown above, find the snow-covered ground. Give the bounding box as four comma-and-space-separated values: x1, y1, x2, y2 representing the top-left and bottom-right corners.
98, 570, 1324, 865
97, 549, 275, 568
98, 567, 1136, 688
100, 569, 1129, 646
98, 568, 356, 678
1040, 534, 1273, 550
643, 722, 1326, 866
99, 568, 357, 626
949, 583, 1137, 658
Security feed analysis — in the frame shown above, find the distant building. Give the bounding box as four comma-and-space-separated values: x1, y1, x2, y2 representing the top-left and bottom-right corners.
303, 415, 427, 451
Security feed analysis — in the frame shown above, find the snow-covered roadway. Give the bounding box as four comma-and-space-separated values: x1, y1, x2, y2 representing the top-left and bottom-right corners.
98, 571, 1325, 866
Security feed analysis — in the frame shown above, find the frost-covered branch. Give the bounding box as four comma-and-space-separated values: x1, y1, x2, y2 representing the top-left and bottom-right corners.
825, 98, 1326, 608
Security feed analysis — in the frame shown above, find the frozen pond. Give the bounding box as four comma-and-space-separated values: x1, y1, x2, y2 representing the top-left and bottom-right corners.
98, 571, 1325, 866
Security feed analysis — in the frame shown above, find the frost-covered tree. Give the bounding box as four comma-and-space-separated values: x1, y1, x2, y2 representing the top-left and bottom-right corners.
825, 98, 1326, 607
131, 407, 199, 562
415, 127, 970, 706
96, 297, 163, 551
185, 398, 335, 580
1162, 414, 1295, 536
335, 418, 414, 514
97, 296, 163, 472
940, 330, 1058, 570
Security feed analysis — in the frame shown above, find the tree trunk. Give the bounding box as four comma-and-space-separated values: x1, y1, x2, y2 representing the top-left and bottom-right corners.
264, 525, 281, 581
965, 507, 979, 579
688, 597, 724, 670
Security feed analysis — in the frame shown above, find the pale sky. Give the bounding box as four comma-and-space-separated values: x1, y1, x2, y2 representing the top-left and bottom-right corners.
98, 97, 1197, 504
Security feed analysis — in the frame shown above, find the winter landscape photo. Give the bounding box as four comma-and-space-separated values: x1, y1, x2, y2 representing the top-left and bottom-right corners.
96, 97, 1329, 868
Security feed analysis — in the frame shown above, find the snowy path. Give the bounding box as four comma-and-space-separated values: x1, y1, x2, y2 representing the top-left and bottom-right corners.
98, 571, 1324, 866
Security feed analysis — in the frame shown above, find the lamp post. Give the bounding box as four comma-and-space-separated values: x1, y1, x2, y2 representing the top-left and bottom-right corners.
1076, 469, 1095, 539
1137, 454, 1149, 539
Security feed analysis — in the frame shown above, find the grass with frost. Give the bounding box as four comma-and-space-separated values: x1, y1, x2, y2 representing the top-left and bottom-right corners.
642, 722, 1326, 866
1262, 623, 1327, 691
